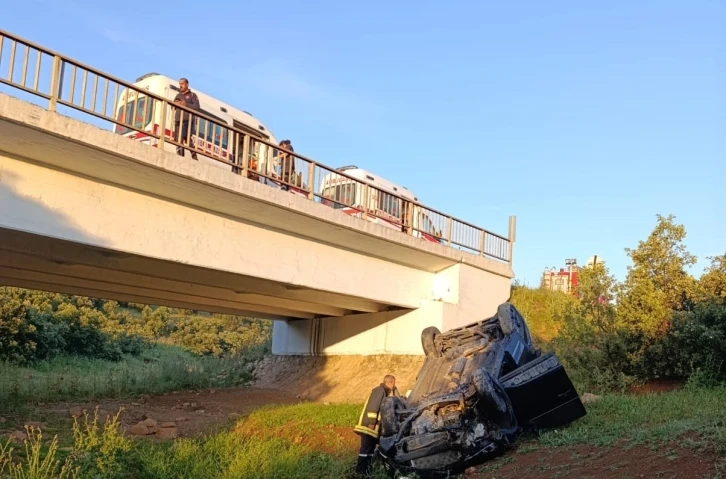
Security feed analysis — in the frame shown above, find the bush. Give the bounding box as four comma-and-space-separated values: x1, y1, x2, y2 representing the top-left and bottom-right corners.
0, 287, 272, 366
0, 292, 68, 364
553, 301, 638, 393
510, 285, 576, 343
639, 300, 726, 381
0, 288, 145, 364
165, 315, 272, 357
553, 297, 726, 392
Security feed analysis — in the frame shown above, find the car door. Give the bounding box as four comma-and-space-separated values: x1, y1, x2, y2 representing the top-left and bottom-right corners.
499, 352, 586, 431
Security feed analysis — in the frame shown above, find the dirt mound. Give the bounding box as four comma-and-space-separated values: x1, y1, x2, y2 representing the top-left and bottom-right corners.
252, 355, 425, 403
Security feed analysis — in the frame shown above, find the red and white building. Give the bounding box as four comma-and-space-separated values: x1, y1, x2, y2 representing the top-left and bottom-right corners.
541, 256, 604, 295
541, 259, 579, 294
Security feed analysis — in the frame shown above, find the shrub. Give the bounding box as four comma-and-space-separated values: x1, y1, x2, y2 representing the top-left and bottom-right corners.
510, 285, 575, 343
554, 303, 638, 393
639, 299, 726, 381
0, 288, 146, 364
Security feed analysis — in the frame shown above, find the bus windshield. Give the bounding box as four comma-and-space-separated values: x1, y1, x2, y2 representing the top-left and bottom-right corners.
115, 96, 153, 135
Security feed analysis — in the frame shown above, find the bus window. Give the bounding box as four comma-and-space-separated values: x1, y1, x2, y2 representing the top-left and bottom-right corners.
115, 96, 153, 134
212, 124, 229, 149
377, 191, 401, 219
322, 184, 356, 209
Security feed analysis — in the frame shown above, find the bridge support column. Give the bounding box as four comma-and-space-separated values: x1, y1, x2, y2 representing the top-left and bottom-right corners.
271, 263, 512, 356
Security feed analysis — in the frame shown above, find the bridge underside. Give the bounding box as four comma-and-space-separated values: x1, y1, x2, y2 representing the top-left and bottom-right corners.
0, 228, 399, 320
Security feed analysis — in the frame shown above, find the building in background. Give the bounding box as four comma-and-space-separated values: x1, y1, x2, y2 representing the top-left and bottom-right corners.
541, 259, 579, 294
541, 256, 604, 294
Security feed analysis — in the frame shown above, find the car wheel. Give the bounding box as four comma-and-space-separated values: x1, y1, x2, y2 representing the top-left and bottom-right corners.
380, 396, 406, 437
497, 302, 532, 345
421, 326, 441, 357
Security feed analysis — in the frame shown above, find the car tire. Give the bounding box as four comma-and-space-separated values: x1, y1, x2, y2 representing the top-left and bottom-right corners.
497, 302, 533, 346
421, 326, 441, 357
380, 396, 406, 437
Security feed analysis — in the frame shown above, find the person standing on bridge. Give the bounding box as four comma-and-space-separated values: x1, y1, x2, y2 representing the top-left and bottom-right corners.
353, 375, 400, 475
173, 77, 200, 160
278, 139, 296, 190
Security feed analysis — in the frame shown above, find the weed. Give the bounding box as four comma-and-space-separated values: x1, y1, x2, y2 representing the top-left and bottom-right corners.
0, 427, 78, 479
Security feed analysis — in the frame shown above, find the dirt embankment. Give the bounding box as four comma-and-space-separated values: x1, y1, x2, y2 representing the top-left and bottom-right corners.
251, 354, 425, 403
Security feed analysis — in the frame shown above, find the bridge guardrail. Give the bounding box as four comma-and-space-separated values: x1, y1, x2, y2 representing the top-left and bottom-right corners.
0, 29, 515, 263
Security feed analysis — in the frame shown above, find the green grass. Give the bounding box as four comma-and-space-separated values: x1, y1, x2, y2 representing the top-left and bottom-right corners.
0, 404, 390, 479
242, 402, 362, 429
2, 382, 724, 478
131, 401, 393, 479
538, 386, 726, 450
475, 386, 726, 478
136, 432, 363, 479
0, 344, 254, 411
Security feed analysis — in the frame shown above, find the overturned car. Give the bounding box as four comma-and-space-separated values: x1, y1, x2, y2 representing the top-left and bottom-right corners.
377, 302, 586, 478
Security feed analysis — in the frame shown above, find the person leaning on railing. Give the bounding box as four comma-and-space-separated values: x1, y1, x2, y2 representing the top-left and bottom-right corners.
172, 77, 200, 160
278, 139, 296, 190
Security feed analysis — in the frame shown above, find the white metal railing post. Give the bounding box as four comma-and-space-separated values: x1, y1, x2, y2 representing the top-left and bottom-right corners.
240, 134, 250, 176
48, 55, 63, 112
405, 201, 414, 235
445, 217, 452, 246
363, 184, 370, 219
158, 100, 168, 148
307, 162, 316, 200
508, 215, 517, 264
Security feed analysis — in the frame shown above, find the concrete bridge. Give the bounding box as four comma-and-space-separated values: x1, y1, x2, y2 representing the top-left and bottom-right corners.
0, 30, 515, 356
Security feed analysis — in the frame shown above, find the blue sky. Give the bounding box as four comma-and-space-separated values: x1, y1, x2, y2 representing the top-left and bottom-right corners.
3, 0, 725, 285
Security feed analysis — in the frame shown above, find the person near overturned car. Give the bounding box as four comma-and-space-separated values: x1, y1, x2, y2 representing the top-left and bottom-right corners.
173, 77, 200, 160
353, 375, 401, 475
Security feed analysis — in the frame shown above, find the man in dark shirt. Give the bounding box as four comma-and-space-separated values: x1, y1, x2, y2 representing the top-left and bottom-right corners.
278, 139, 296, 190
173, 77, 200, 160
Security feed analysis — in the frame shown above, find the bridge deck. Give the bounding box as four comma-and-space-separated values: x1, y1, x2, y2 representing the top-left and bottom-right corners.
0, 93, 512, 276
0, 93, 512, 319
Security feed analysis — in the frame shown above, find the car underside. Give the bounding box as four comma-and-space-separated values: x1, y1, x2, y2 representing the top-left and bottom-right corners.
377, 302, 586, 478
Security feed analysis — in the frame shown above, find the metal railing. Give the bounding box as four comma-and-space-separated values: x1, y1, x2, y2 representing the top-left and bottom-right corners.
0, 29, 515, 264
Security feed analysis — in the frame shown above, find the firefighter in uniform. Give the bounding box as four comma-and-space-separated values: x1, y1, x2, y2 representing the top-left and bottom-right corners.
353, 375, 400, 475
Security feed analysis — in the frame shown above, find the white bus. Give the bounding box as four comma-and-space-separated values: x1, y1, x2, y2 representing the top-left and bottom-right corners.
113, 73, 283, 179
319, 166, 444, 244
113, 76, 442, 243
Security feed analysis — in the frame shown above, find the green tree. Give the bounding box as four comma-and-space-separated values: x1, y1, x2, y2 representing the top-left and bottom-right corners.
618, 214, 697, 338
698, 254, 726, 301
509, 285, 576, 343
574, 262, 618, 331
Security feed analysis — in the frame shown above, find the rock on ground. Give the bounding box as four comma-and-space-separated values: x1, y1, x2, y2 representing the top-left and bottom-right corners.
581, 392, 602, 404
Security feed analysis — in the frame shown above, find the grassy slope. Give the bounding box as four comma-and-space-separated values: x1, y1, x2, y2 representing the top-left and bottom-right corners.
2, 387, 724, 479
